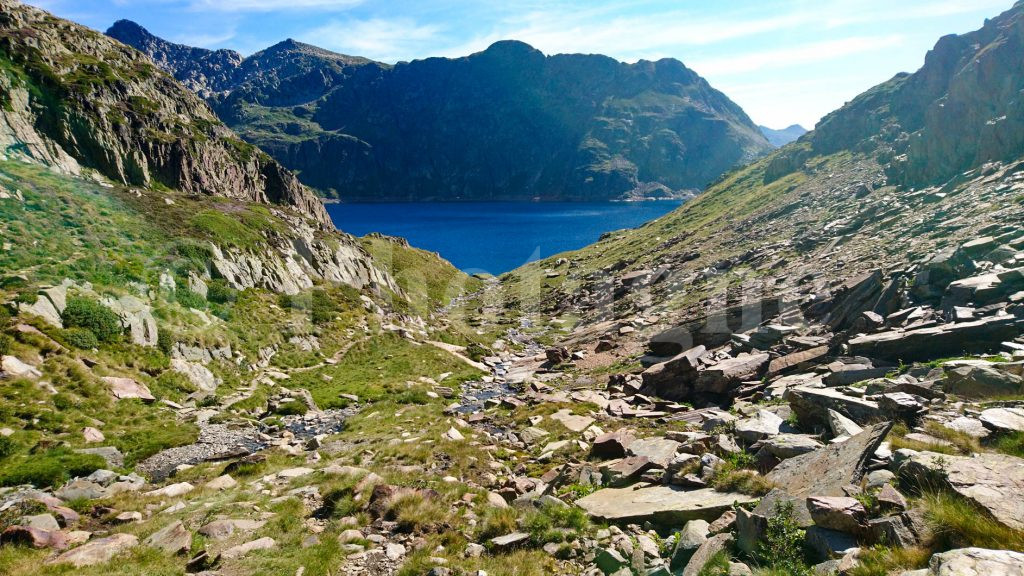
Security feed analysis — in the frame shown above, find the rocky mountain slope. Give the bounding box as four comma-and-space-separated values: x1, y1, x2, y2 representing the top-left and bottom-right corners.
108, 23, 772, 202
759, 124, 807, 147
0, 0, 328, 225
2, 1, 1024, 576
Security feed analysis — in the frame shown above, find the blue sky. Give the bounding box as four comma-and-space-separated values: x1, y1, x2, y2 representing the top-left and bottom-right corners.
26, 0, 1013, 128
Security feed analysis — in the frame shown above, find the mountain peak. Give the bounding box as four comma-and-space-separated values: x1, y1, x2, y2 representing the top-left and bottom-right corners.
479, 40, 544, 58
106, 19, 157, 44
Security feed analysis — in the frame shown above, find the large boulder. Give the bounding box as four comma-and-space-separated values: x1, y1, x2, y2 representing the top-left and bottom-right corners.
765, 422, 892, 499
785, 386, 880, 429
848, 315, 1022, 362
627, 437, 683, 469
980, 407, 1024, 433
899, 451, 1024, 531
575, 486, 756, 527
47, 533, 139, 567
102, 377, 155, 402
145, 521, 191, 554
924, 548, 1024, 575
639, 346, 706, 401
735, 410, 784, 443
695, 353, 770, 395
806, 496, 867, 534
101, 295, 158, 347
944, 364, 1024, 399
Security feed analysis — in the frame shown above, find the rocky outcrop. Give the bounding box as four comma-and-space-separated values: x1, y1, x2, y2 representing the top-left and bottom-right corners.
809, 2, 1024, 188
0, 0, 328, 226
206, 214, 400, 296
110, 24, 773, 202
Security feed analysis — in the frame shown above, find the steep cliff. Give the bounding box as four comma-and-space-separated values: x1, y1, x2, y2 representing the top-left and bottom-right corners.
0, 0, 329, 226
808, 0, 1024, 188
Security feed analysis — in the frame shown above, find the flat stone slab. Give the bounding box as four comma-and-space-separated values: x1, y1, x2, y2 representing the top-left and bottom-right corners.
102, 377, 155, 402
47, 533, 139, 566
575, 486, 756, 526
980, 407, 1024, 433
900, 451, 1024, 531
785, 386, 880, 428
627, 437, 683, 468
550, 409, 594, 433
926, 547, 1024, 575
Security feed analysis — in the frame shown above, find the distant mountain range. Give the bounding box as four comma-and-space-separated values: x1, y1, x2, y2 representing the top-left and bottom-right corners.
107, 21, 773, 202
758, 124, 807, 147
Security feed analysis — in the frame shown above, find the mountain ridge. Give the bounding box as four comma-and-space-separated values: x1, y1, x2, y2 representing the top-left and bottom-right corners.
107, 22, 774, 202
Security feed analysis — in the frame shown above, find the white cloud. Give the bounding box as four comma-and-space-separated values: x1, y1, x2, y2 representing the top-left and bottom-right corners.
301, 18, 443, 62
172, 28, 238, 47
690, 35, 905, 76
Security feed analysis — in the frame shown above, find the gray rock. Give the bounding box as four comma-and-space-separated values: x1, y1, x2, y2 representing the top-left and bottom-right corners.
145, 520, 191, 554
806, 496, 866, 533
848, 316, 1023, 362
101, 295, 158, 347
899, 451, 1024, 531
639, 346, 707, 402
765, 422, 892, 499
805, 526, 859, 561
56, 479, 108, 501
926, 547, 1024, 575
575, 486, 757, 527
19, 295, 62, 328
490, 532, 530, 549
170, 359, 219, 393
1, 356, 42, 379
595, 547, 630, 575
20, 514, 60, 532
696, 353, 770, 394
592, 428, 636, 458
980, 407, 1024, 433
944, 364, 1024, 399
761, 434, 824, 459
221, 536, 276, 559
785, 386, 880, 428
102, 377, 155, 402
670, 519, 709, 569
736, 489, 814, 555
47, 533, 138, 567
628, 437, 683, 468
682, 533, 734, 576
735, 410, 784, 443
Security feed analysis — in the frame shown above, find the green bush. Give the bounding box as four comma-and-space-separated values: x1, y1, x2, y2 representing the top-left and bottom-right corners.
0, 449, 106, 488
175, 288, 206, 309
758, 500, 811, 576
62, 327, 98, 349
0, 333, 11, 356
310, 289, 338, 325
61, 297, 122, 342
0, 436, 16, 460
157, 329, 175, 355
206, 279, 237, 304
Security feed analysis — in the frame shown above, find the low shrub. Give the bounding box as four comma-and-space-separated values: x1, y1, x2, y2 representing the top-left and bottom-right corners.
757, 500, 811, 576
0, 435, 17, 460
206, 279, 237, 304
61, 297, 122, 342
175, 288, 206, 309
62, 327, 98, 349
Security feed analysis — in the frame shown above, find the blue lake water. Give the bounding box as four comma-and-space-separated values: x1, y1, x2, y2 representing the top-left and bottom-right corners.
326, 201, 684, 275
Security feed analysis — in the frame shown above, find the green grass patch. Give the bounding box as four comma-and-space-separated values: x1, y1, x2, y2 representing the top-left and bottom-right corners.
0, 448, 106, 488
